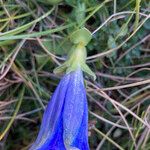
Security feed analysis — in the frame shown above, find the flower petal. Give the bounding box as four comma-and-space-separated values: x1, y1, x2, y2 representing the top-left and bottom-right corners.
30, 74, 70, 150
63, 69, 89, 150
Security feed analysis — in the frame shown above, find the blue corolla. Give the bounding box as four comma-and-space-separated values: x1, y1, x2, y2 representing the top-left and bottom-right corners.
30, 69, 90, 150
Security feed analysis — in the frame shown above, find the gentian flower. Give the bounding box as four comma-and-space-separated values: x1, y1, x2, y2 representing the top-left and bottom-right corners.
30, 28, 95, 150
30, 69, 89, 150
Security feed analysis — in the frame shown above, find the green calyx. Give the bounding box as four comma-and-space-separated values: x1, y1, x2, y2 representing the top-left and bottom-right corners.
54, 28, 96, 80
70, 28, 92, 46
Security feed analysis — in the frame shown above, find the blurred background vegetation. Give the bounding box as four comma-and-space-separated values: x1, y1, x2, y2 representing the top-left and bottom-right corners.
0, 0, 150, 150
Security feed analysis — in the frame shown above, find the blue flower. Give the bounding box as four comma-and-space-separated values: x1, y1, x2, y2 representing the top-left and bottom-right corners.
30, 69, 90, 150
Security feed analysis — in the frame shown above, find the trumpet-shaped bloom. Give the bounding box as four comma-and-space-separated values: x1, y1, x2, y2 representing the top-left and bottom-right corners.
30, 69, 90, 150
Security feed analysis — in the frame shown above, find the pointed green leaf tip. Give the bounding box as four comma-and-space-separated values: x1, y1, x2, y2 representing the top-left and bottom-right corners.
54, 28, 96, 80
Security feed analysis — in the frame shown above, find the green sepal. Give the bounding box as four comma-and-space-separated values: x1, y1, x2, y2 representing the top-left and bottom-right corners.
53, 62, 68, 74
54, 44, 96, 80
80, 62, 96, 81
54, 44, 85, 74
70, 28, 92, 46
66, 63, 78, 74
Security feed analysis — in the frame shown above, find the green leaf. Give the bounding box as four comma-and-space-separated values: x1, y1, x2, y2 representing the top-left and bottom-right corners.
0, 40, 16, 46
118, 26, 128, 37
34, 54, 48, 67
37, 0, 63, 5
0, 7, 54, 37
107, 36, 116, 49
0, 23, 75, 41
107, 36, 117, 59
143, 19, 150, 30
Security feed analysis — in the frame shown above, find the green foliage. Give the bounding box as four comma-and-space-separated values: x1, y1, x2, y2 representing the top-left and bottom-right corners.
0, 0, 150, 150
